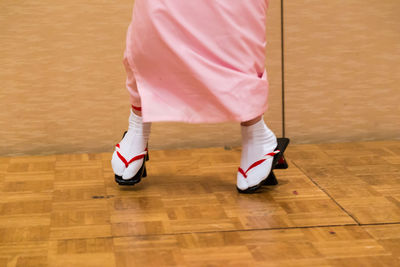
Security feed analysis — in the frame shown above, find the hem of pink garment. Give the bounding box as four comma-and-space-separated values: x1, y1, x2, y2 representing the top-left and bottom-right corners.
128, 64, 269, 123
139, 84, 268, 124
140, 110, 268, 124
127, 60, 269, 123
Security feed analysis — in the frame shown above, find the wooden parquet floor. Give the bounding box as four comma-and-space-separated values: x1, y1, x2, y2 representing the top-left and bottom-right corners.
0, 140, 399, 266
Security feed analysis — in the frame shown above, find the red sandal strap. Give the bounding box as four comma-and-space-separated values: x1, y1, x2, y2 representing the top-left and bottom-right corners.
127, 154, 146, 165
238, 167, 247, 178
238, 150, 280, 178
115, 143, 147, 168
116, 151, 129, 167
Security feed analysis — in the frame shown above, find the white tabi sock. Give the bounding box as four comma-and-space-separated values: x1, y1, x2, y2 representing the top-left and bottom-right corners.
111, 109, 151, 179
237, 115, 278, 190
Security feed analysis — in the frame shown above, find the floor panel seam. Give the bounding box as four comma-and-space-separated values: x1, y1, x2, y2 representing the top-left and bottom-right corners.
108, 221, 400, 240
291, 160, 361, 225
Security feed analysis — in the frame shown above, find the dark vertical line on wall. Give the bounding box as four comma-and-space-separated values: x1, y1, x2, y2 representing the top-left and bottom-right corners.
280, 0, 286, 138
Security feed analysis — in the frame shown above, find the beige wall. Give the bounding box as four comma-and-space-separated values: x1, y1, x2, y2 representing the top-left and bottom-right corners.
0, 0, 398, 157
284, 0, 400, 143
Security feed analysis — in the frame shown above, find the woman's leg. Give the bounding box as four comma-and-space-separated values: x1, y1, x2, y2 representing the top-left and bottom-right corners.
123, 48, 143, 116
240, 115, 262, 126
237, 114, 277, 191
132, 107, 142, 117
111, 50, 151, 180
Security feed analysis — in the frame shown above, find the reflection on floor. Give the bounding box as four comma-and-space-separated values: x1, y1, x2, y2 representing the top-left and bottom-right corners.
0, 140, 399, 266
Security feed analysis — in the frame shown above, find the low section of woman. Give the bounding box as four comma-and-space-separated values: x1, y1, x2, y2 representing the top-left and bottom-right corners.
111, 0, 280, 193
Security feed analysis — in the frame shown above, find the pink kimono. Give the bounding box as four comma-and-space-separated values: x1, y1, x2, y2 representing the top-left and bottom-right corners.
123, 0, 270, 123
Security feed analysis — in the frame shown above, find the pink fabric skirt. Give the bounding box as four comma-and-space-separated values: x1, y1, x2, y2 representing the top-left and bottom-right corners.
123, 0, 270, 123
